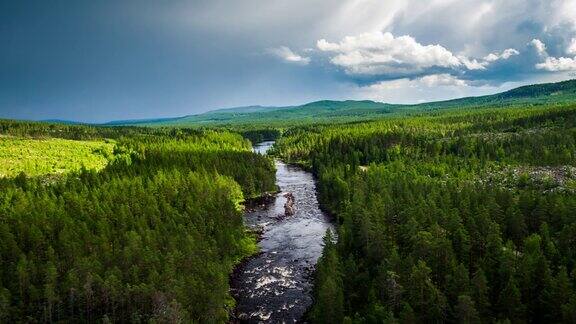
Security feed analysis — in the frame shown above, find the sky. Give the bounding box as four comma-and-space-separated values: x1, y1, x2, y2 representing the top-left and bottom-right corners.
1, 0, 576, 122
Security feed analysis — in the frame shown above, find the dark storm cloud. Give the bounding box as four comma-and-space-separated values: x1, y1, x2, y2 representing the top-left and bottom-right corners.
0, 0, 347, 121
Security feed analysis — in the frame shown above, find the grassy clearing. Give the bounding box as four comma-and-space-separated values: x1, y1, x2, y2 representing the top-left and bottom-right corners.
0, 137, 114, 177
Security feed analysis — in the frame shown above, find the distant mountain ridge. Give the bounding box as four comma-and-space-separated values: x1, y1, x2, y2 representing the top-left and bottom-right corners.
99, 79, 576, 126
104, 116, 188, 126
99, 105, 294, 126
206, 105, 292, 114
411, 79, 576, 109
40, 119, 86, 125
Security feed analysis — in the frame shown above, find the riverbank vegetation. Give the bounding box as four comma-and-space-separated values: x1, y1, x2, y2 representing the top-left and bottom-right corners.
274, 104, 576, 323
0, 121, 276, 322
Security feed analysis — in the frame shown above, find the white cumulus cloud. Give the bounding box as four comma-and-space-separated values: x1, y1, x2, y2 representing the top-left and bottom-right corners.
267, 46, 310, 65
317, 31, 462, 76
362, 74, 467, 94
317, 31, 519, 77
536, 56, 576, 71
530, 39, 548, 56
457, 48, 520, 71
484, 48, 520, 62
420, 74, 468, 87
531, 38, 576, 71
458, 56, 487, 70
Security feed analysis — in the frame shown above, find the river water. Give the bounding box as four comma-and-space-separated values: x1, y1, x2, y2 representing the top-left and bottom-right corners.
230, 141, 334, 323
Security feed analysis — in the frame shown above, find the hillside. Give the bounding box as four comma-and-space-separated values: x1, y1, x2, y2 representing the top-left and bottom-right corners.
108, 79, 576, 127
415, 79, 576, 110
103, 105, 292, 126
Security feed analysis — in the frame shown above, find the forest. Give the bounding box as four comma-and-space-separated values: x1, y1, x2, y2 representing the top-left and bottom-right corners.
0, 121, 276, 322
273, 103, 576, 323
2, 86, 576, 323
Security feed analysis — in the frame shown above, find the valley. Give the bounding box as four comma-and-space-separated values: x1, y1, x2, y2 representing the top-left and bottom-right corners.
1, 80, 576, 322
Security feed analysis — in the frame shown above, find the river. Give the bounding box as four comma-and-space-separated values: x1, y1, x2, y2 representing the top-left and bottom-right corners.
230, 141, 334, 323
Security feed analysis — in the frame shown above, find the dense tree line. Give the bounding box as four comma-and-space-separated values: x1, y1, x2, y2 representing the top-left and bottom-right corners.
0, 119, 280, 146
0, 119, 155, 140
0, 126, 276, 322
274, 105, 576, 323
237, 128, 282, 144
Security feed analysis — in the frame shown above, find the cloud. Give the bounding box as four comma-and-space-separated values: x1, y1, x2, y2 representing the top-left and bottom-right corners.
316, 31, 521, 85
530, 39, 548, 56
484, 49, 520, 62
420, 74, 468, 87
457, 48, 520, 71
364, 74, 467, 92
149, 0, 576, 89
536, 56, 576, 71
317, 31, 461, 76
355, 75, 520, 104
568, 38, 576, 55
267, 46, 310, 65
458, 56, 487, 70
529, 38, 576, 72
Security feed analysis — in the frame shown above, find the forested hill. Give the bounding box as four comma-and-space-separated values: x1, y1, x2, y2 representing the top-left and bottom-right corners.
415, 78, 576, 109
107, 79, 576, 127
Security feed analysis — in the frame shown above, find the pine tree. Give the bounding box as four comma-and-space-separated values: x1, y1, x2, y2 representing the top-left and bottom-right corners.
311, 230, 344, 323
471, 269, 491, 320
406, 261, 447, 322
497, 277, 524, 322
455, 295, 480, 324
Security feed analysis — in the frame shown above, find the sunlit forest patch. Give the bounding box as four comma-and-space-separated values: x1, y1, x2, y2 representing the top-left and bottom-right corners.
0, 137, 114, 178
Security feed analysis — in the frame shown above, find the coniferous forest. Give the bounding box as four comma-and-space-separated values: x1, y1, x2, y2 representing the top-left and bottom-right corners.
273, 104, 576, 323
2, 85, 576, 323
0, 123, 276, 322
